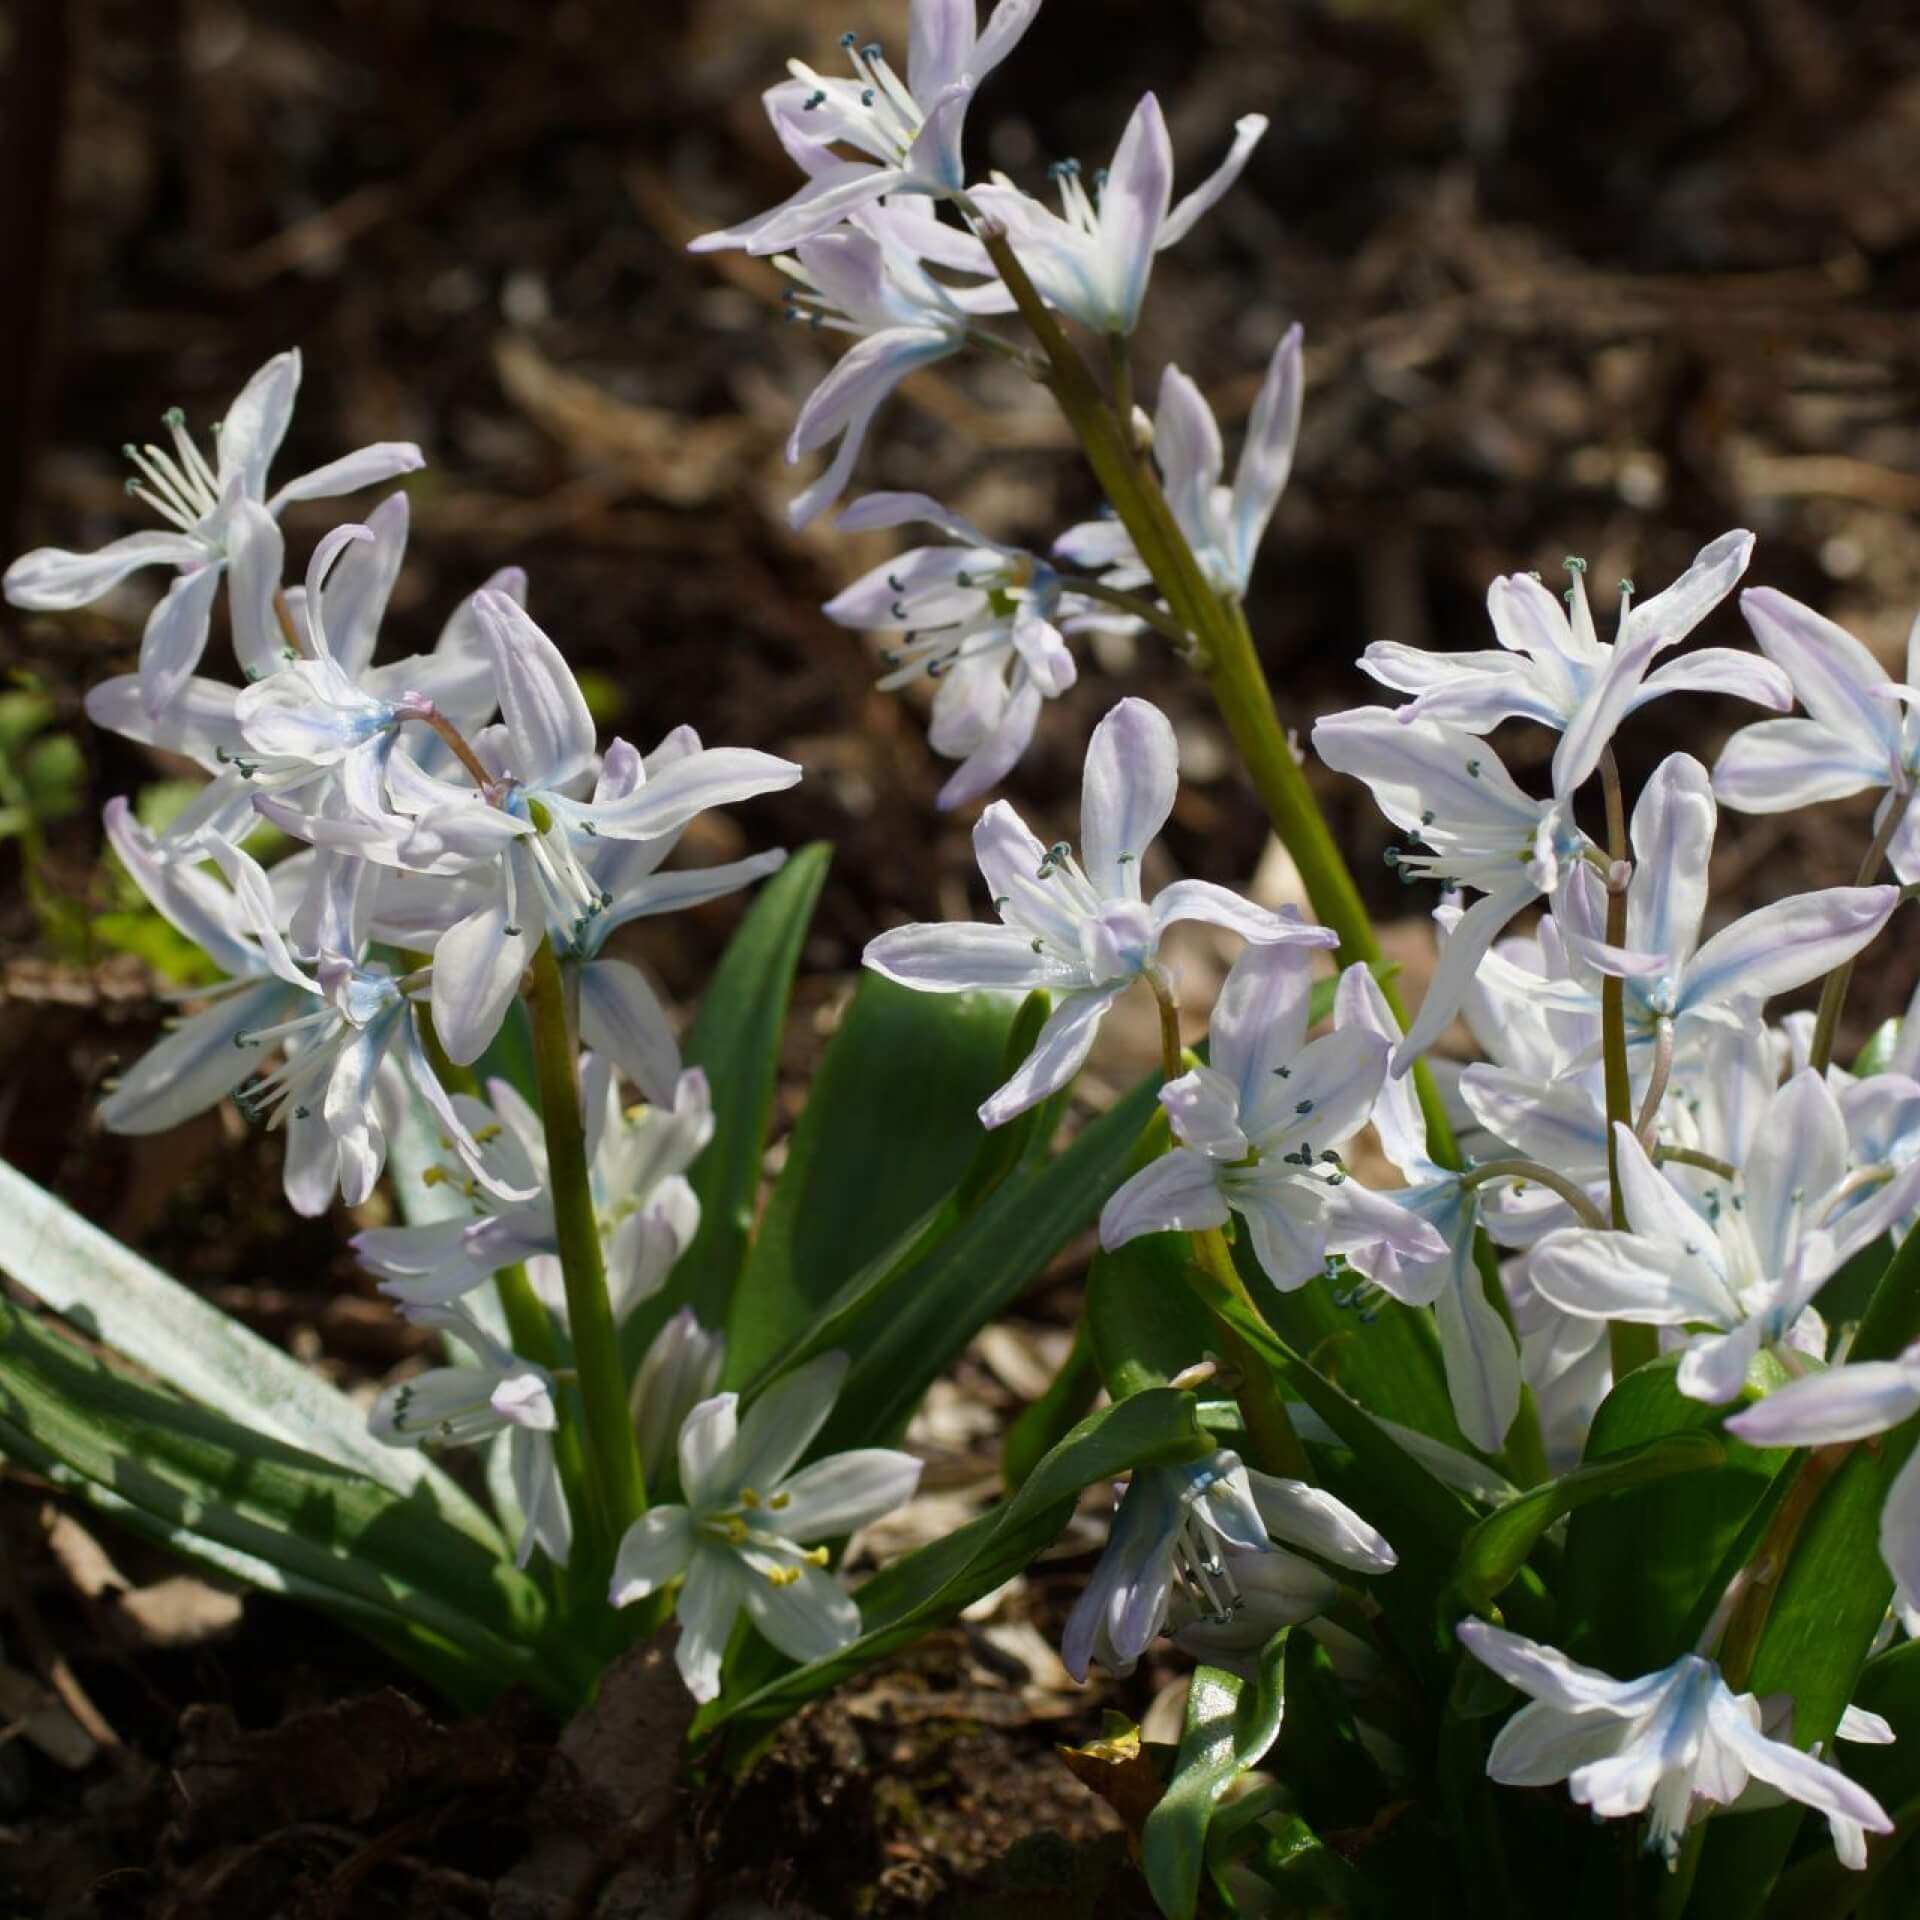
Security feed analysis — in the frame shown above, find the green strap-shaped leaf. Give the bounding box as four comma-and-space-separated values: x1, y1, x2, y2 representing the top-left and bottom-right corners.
1274, 1624, 1389, 1831
0, 1157, 502, 1553
0, 1299, 576, 1710
1141, 1636, 1289, 1920
805, 1067, 1165, 1458
724, 973, 1020, 1383
1002, 1315, 1100, 1492
702, 1385, 1211, 1751
623, 843, 830, 1369
1557, 1354, 1788, 1676
1448, 1429, 1725, 1616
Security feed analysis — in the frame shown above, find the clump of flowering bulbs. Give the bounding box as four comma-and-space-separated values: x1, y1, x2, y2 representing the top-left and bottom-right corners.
8, 2, 1920, 1912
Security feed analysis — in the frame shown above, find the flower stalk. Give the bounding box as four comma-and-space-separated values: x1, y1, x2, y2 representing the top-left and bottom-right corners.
1808, 788, 1912, 1073
525, 935, 648, 1541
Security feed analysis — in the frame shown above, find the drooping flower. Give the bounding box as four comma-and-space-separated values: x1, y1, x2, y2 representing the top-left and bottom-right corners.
353, 1059, 711, 1321
1056, 325, 1301, 600
1456, 1619, 1891, 1868
1311, 708, 1594, 1072
864, 697, 1335, 1126
1063, 1447, 1393, 1682
5, 350, 423, 716
1359, 534, 1771, 800
967, 92, 1267, 337
1099, 941, 1446, 1290
1715, 590, 1920, 881
828, 490, 1124, 806
691, 0, 1043, 258
608, 1352, 922, 1702
368, 1303, 567, 1569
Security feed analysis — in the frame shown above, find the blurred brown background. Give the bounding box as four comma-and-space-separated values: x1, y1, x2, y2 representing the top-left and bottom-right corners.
2, 4, 1919, 1910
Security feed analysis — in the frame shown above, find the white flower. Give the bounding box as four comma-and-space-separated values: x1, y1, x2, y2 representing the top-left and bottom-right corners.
1056, 325, 1301, 600
828, 489, 1121, 807
1062, 1447, 1393, 1682
1311, 708, 1594, 1072
1456, 1619, 1891, 1867
1360, 534, 1769, 799
354, 1059, 710, 1322
774, 223, 976, 527
1548, 753, 1897, 1064
1715, 590, 1920, 881
630, 1307, 728, 1488
1727, 1343, 1920, 1623
368, 1303, 566, 1569
1335, 965, 1522, 1453
5, 350, 423, 717
608, 1352, 922, 1703
1529, 1073, 1919, 1402
864, 697, 1336, 1126
258, 591, 801, 1068
968, 92, 1266, 337
1099, 941, 1445, 1290
690, 1, 1043, 257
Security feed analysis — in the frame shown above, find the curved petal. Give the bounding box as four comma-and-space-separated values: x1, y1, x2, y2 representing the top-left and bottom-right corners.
1148, 878, 1329, 954
1434, 1244, 1523, 1453
731, 1351, 849, 1497
476, 591, 596, 792
1392, 882, 1537, 1075
609, 1504, 694, 1605
1081, 697, 1178, 901
1099, 1148, 1229, 1248
1153, 363, 1223, 554
266, 442, 424, 515
1705, 1687, 1892, 1837
1713, 717, 1885, 813
863, 921, 1080, 994
4, 529, 205, 609
1161, 110, 1268, 250
1097, 93, 1174, 333
579, 747, 803, 841
772, 1449, 922, 1540
742, 1561, 862, 1665
1741, 586, 1897, 762
1632, 647, 1793, 714
577, 957, 682, 1105
1246, 1472, 1396, 1572
1726, 1360, 1920, 1448
937, 678, 1044, 810
98, 981, 290, 1134
1628, 754, 1715, 966
217, 350, 301, 499
979, 986, 1122, 1127
1682, 886, 1896, 1016
673, 1551, 746, 1703
432, 897, 533, 1067
1456, 1619, 1661, 1715
1529, 1226, 1737, 1328
1226, 321, 1300, 587
137, 564, 224, 718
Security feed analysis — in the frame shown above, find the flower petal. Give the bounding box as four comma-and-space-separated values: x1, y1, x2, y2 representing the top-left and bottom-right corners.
978, 986, 1122, 1127
266, 442, 425, 515
772, 1449, 922, 1539
1226, 323, 1301, 589
4, 529, 206, 609
1726, 1359, 1920, 1448
476, 591, 596, 792
1741, 586, 1899, 763
609, 1505, 695, 1605
1081, 697, 1178, 900
1160, 111, 1268, 250
1713, 717, 1886, 813
577, 957, 683, 1106
863, 921, 1081, 994
1681, 886, 1897, 1016
732, 1351, 850, 1496
137, 564, 224, 718
742, 1561, 862, 1665
1099, 1148, 1229, 1248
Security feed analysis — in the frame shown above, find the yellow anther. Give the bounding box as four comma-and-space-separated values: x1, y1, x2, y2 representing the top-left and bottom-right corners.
722, 1516, 750, 1544
738, 1487, 761, 1508
472, 1123, 503, 1143
764, 1564, 801, 1588
767, 1490, 791, 1511
421, 1166, 448, 1187
802, 1546, 830, 1568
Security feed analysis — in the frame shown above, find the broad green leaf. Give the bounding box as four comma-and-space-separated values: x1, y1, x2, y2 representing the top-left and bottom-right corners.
0, 1157, 503, 1554
1088, 1229, 1218, 1399
1448, 1430, 1725, 1615
724, 973, 1020, 1383
1273, 1624, 1388, 1830
703, 1386, 1211, 1752
807, 1068, 1163, 1457
0, 1299, 577, 1712
1141, 1639, 1288, 1920
1238, 1237, 1469, 1452
623, 843, 830, 1369
1558, 1355, 1787, 1674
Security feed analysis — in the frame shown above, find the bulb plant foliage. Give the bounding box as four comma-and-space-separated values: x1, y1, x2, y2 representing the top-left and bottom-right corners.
6, 4, 1920, 1913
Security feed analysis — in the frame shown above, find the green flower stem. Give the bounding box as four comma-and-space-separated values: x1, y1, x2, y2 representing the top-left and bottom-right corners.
1808, 788, 1912, 1074
525, 936, 648, 1544
413, 998, 609, 1571
1190, 1226, 1316, 1483
971, 218, 1550, 1477
1598, 750, 1657, 1380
